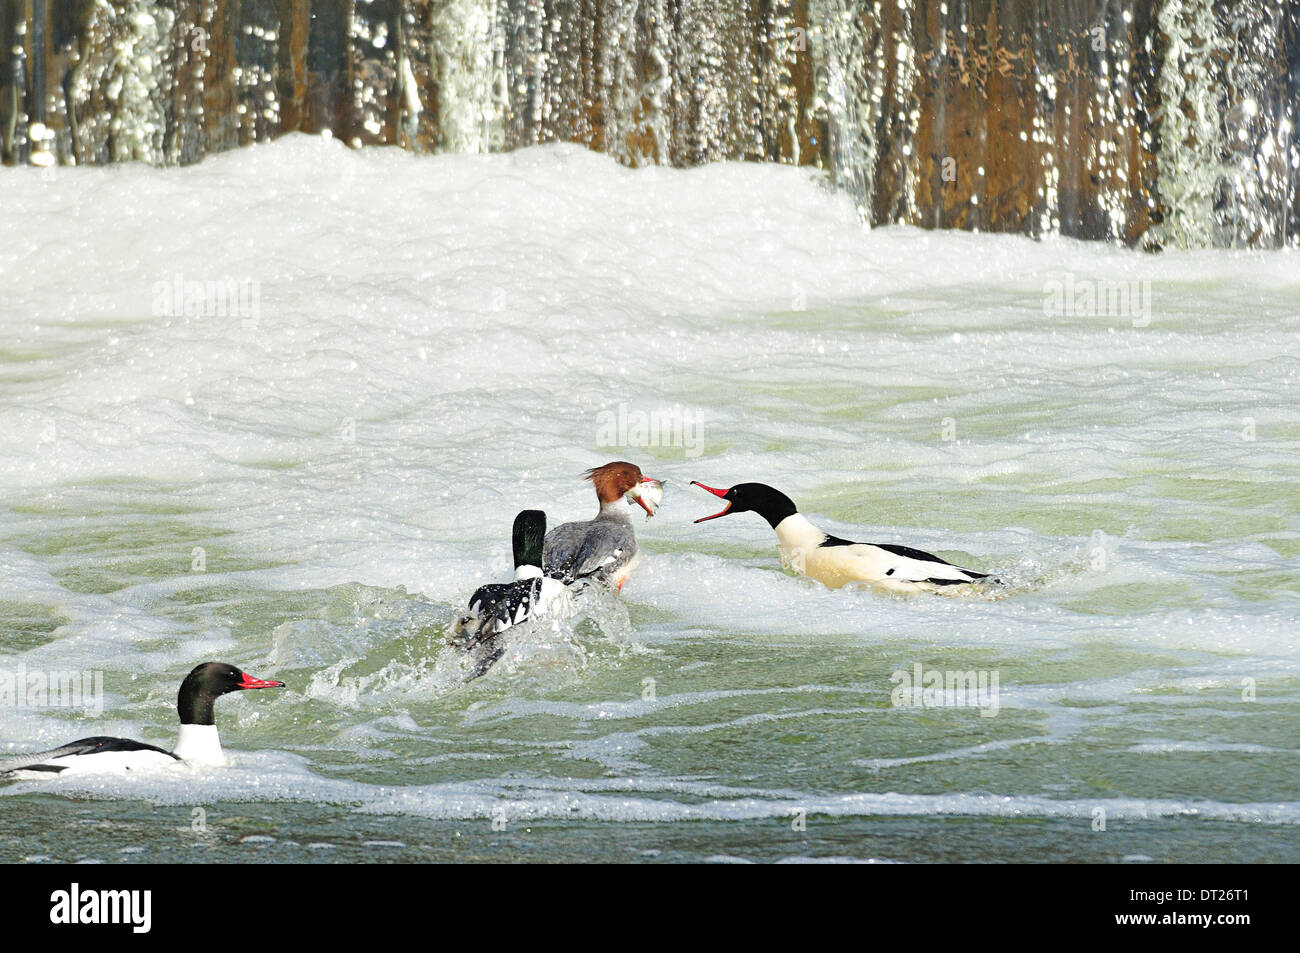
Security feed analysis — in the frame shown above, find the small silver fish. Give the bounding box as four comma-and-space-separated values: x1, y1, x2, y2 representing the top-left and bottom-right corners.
628, 477, 665, 519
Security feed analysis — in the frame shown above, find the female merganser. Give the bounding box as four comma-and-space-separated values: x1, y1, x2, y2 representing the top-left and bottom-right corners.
0, 662, 284, 779
543, 461, 662, 590
690, 481, 995, 594
451, 509, 568, 679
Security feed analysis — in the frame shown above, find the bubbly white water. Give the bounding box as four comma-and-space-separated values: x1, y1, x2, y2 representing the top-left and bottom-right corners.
1, 137, 1297, 862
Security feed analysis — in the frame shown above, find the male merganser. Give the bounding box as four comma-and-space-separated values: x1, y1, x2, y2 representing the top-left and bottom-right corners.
543, 461, 662, 590
691, 481, 995, 593
0, 662, 284, 779
451, 509, 568, 679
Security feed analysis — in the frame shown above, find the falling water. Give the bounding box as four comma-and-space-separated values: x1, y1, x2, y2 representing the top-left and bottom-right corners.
1, 1, 1297, 247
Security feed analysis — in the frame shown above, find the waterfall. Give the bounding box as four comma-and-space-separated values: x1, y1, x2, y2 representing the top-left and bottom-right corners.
811, 0, 879, 222
1154, 0, 1297, 248
429, 1, 504, 153
2, 0, 1297, 248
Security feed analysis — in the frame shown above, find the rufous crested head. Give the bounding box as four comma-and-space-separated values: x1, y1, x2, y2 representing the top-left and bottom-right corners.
584, 461, 644, 504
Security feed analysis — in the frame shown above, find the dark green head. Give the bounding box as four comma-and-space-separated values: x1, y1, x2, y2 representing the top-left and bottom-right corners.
177, 661, 284, 726
511, 509, 548, 570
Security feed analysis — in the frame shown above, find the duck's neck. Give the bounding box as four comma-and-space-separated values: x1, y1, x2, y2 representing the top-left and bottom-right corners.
773, 513, 828, 551
173, 723, 224, 765
514, 564, 544, 580
596, 499, 633, 522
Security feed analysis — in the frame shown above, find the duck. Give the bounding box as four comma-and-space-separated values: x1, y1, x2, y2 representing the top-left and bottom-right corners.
451, 509, 568, 679
690, 481, 995, 593
542, 461, 663, 590
0, 662, 284, 779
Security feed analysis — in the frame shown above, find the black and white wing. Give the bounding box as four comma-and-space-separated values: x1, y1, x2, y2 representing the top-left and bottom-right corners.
450, 576, 545, 659
0, 736, 179, 778
870, 542, 992, 585
819, 536, 995, 588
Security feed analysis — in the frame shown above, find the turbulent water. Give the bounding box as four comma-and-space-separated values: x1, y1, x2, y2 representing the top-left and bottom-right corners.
1, 138, 1298, 862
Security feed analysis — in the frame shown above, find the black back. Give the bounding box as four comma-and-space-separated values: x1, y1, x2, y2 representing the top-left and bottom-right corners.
868, 541, 955, 565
